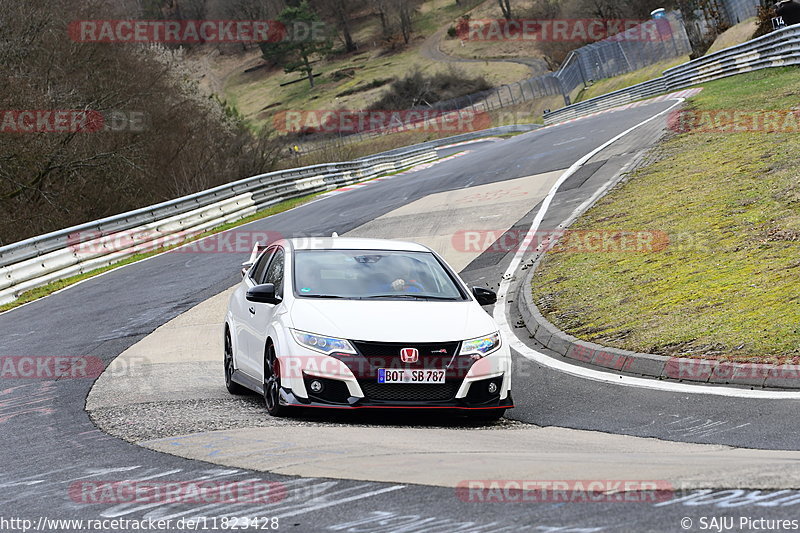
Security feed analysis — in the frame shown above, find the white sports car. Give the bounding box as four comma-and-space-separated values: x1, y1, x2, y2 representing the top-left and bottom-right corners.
224, 236, 513, 420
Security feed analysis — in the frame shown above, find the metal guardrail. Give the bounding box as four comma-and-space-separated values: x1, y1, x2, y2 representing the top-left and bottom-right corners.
0, 124, 540, 305
543, 24, 800, 124
553, 14, 691, 102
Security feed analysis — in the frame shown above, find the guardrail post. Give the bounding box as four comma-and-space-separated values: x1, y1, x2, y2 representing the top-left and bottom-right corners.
558, 78, 571, 106
575, 51, 589, 88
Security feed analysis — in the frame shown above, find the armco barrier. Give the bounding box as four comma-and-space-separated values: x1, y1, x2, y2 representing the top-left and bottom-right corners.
0, 124, 540, 305
544, 24, 800, 124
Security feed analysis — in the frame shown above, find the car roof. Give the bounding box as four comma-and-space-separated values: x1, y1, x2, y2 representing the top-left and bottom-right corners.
288, 237, 431, 253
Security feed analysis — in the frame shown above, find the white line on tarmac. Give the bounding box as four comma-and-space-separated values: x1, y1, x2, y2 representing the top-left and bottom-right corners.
494, 98, 800, 400
274, 485, 406, 519
552, 136, 586, 146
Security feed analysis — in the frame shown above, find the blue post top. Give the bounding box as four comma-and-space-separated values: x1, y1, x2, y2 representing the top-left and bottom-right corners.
651, 8, 667, 19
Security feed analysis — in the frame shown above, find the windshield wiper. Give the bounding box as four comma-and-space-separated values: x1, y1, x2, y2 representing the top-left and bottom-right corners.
365, 294, 458, 301
302, 294, 348, 299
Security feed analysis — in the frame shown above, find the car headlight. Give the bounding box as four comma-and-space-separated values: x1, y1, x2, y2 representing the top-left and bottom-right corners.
460, 332, 501, 359
291, 329, 357, 355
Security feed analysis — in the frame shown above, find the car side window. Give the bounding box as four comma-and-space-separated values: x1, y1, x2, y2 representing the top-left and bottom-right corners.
250, 249, 274, 284
263, 248, 285, 297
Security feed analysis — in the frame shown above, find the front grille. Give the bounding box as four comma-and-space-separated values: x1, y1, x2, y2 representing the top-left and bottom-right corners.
352, 341, 460, 360
359, 381, 460, 402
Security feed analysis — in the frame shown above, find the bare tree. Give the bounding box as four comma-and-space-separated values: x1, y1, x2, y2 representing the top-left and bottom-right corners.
674, 0, 729, 56
213, 0, 285, 20
374, 0, 393, 39
580, 0, 625, 19
316, 0, 360, 52
497, 0, 512, 19
399, 2, 413, 43
0, 0, 281, 245
527, 0, 560, 19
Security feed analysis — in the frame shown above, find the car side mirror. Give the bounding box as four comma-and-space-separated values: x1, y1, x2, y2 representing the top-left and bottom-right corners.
472, 286, 497, 306
247, 283, 281, 305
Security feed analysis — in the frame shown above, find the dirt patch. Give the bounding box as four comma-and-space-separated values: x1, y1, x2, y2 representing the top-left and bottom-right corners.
766, 228, 800, 242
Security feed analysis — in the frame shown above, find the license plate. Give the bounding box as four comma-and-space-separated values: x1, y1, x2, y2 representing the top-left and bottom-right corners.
378, 369, 446, 384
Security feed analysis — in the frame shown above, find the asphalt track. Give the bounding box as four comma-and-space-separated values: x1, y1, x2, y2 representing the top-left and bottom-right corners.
2, 98, 800, 532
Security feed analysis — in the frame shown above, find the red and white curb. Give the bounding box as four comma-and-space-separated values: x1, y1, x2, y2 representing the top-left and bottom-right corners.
395, 150, 472, 175
543, 88, 704, 129
437, 137, 503, 151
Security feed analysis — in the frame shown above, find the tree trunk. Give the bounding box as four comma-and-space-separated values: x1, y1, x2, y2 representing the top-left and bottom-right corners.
379, 9, 389, 38
497, 0, 512, 19
303, 53, 315, 88
335, 0, 356, 52
399, 4, 412, 44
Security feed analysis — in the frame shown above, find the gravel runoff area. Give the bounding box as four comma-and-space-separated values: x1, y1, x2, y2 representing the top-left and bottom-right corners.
88, 396, 532, 443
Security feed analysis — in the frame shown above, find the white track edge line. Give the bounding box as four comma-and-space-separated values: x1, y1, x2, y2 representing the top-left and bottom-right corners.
494, 98, 800, 400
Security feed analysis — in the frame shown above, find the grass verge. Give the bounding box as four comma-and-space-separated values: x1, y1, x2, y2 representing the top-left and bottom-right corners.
532, 67, 800, 363
705, 18, 758, 55
575, 56, 690, 103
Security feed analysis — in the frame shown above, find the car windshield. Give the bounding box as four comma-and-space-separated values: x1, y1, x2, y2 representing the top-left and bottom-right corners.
293, 249, 465, 300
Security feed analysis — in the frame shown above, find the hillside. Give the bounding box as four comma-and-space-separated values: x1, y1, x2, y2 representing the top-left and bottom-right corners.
190, 0, 539, 130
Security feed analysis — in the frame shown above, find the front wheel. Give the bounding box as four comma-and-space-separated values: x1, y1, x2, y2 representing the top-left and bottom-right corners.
224, 330, 248, 395
264, 344, 291, 417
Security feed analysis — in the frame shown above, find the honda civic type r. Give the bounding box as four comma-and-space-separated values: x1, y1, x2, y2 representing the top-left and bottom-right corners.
224, 237, 513, 420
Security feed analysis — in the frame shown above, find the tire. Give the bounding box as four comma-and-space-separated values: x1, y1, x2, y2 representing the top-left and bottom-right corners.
224, 329, 248, 395
469, 409, 506, 422
264, 344, 291, 417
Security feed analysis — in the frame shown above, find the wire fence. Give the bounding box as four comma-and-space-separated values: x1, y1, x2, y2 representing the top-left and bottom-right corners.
721, 0, 762, 25
555, 15, 692, 98
298, 14, 692, 154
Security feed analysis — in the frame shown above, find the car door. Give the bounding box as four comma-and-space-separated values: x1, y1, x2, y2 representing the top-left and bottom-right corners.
235, 247, 274, 378
242, 247, 286, 381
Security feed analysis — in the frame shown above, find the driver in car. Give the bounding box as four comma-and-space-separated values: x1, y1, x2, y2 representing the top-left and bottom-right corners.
388, 256, 425, 293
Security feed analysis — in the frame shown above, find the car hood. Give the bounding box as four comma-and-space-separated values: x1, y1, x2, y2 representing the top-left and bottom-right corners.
289, 299, 497, 343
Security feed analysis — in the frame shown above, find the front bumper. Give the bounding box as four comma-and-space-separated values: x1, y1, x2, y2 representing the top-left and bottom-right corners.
279, 386, 514, 411
277, 335, 512, 410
